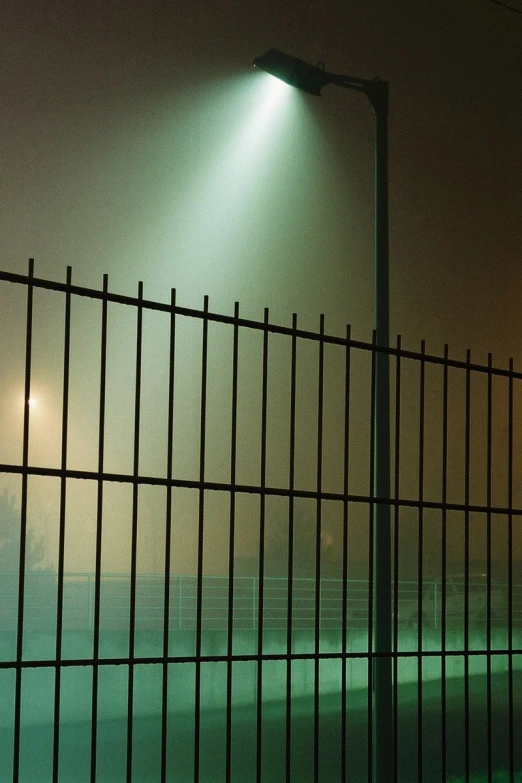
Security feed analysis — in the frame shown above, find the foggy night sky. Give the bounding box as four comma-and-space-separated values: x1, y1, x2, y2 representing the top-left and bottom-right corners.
0, 0, 521, 575
0, 0, 519, 353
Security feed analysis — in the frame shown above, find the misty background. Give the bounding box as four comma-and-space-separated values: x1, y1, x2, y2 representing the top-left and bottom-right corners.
0, 0, 521, 586
1, 6, 521, 781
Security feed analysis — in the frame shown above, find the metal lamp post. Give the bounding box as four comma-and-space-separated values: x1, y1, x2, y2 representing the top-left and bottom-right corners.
253, 49, 392, 783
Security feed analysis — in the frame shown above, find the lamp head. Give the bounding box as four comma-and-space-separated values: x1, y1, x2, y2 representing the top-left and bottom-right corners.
253, 49, 330, 96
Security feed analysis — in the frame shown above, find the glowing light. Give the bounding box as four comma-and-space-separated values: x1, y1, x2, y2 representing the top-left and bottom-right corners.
27, 398, 37, 408
264, 72, 294, 95
241, 73, 293, 141
155, 71, 302, 290
202, 72, 297, 186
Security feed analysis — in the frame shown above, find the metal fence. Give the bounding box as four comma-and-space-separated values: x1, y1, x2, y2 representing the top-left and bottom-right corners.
2, 572, 522, 634
1, 260, 521, 782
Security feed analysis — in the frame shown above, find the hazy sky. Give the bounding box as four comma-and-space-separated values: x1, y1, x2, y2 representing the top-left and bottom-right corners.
1, 0, 520, 355
1, 0, 521, 575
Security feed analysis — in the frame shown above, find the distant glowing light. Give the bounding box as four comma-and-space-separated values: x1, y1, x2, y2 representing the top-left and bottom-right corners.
27, 398, 37, 408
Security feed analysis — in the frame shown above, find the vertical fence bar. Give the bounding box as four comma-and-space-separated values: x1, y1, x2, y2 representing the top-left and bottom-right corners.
126, 280, 143, 783
374, 289, 393, 783
90, 274, 109, 783
193, 295, 209, 783
368, 331, 377, 783
252, 576, 256, 630
432, 582, 439, 629
417, 340, 426, 783
286, 312, 298, 783
464, 348, 471, 783
88, 573, 94, 631
486, 353, 493, 783
225, 301, 240, 783
179, 574, 182, 631
52, 265, 72, 782
341, 323, 352, 783
507, 357, 514, 783
392, 334, 401, 783
313, 314, 325, 783
441, 344, 449, 783
374, 85, 392, 782
160, 288, 176, 783
256, 307, 269, 783
13, 258, 34, 783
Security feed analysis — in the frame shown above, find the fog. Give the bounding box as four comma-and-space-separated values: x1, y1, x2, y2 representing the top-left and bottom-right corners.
1, 269, 522, 581
1, 1, 521, 587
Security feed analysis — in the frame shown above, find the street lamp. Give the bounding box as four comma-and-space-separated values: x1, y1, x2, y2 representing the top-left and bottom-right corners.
253, 49, 392, 783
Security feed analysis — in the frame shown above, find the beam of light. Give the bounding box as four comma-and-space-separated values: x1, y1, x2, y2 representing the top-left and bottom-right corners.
225, 74, 293, 164
188, 73, 297, 215
188, 72, 296, 187
154, 72, 303, 292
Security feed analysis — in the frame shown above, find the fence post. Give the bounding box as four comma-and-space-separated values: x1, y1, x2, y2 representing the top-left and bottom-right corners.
178, 575, 182, 631
253, 576, 257, 631
88, 573, 94, 632
434, 581, 438, 630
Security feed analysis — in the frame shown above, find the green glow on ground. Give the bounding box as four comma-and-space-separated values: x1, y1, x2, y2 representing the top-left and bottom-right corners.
1, 633, 520, 782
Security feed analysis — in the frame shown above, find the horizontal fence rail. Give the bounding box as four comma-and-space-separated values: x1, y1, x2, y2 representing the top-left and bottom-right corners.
1, 262, 521, 782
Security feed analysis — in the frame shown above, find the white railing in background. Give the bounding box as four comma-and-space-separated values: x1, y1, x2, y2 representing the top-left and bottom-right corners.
2, 572, 522, 633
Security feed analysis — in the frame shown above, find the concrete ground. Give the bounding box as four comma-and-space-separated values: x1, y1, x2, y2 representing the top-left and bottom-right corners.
1, 670, 520, 782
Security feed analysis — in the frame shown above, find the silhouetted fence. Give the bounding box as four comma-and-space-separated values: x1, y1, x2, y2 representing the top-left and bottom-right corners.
1, 260, 521, 782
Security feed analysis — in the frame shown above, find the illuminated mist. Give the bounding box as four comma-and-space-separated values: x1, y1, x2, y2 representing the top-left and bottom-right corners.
1, 64, 521, 783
